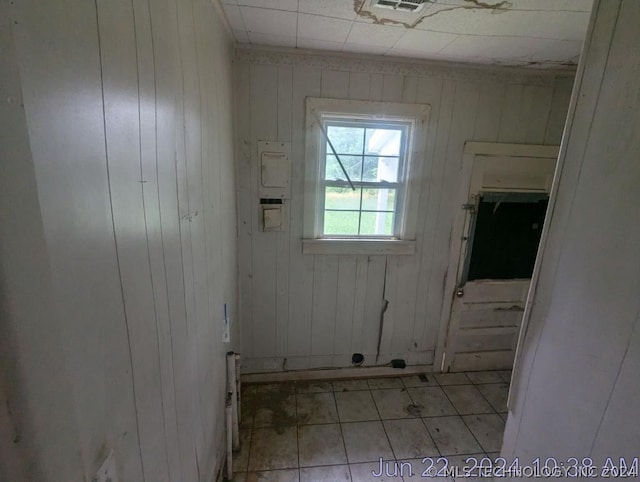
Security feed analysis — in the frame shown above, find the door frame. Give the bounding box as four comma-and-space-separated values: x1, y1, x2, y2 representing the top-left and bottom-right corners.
434, 142, 560, 373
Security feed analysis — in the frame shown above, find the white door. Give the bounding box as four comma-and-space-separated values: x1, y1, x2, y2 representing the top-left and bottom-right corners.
441, 143, 558, 372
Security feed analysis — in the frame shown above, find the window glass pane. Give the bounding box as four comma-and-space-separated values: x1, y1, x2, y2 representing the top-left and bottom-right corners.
360, 211, 394, 236
324, 210, 360, 235
325, 187, 362, 210
361, 188, 396, 211
362, 156, 399, 182
327, 125, 364, 154
325, 154, 362, 181
365, 128, 402, 156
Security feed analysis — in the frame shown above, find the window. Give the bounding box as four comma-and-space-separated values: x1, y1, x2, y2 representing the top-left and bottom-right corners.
303, 98, 430, 255
321, 120, 408, 238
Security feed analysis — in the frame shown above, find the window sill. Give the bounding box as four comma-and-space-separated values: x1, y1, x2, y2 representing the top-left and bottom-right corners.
302, 238, 416, 255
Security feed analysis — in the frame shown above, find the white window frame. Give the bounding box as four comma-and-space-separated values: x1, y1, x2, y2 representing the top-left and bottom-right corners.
317, 117, 410, 239
302, 98, 430, 255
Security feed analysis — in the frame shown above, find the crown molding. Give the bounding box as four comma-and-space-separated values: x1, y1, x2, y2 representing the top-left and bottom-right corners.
235, 45, 576, 84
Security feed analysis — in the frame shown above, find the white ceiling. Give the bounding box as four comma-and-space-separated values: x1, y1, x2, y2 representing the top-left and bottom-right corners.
219, 0, 592, 68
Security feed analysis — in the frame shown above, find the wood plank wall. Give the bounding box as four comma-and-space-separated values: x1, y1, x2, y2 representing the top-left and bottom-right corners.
235, 49, 575, 374
3, 0, 237, 481
504, 0, 640, 463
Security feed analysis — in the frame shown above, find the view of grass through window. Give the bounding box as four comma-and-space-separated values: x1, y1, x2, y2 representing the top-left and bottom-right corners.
322, 122, 404, 237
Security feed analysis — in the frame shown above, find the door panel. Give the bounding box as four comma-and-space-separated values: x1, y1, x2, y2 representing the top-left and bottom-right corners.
447, 279, 529, 372
442, 143, 558, 373
457, 331, 517, 353
459, 308, 523, 328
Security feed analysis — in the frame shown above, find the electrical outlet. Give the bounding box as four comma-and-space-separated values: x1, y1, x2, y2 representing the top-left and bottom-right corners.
222, 303, 230, 343
222, 317, 230, 343
93, 450, 117, 482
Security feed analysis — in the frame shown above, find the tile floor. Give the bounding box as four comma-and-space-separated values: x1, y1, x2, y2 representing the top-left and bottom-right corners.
231, 370, 511, 482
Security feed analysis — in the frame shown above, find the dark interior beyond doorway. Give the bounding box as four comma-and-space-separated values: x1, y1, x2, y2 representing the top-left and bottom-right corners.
466, 193, 548, 281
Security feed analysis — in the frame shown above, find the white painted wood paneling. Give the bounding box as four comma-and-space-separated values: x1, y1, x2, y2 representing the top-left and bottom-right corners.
1, 4, 85, 479
276, 66, 293, 359
423, 80, 481, 363
409, 76, 447, 365
284, 67, 321, 369
2, 0, 238, 480
147, 1, 200, 479
236, 50, 574, 374
504, 0, 640, 464
250, 63, 279, 359
97, 1, 170, 479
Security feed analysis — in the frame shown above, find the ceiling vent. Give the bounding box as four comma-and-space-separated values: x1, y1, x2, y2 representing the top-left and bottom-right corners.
369, 0, 429, 13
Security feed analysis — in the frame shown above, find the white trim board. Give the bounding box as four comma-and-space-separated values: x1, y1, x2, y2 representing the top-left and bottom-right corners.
433, 141, 560, 375
302, 97, 430, 252
235, 46, 576, 84
302, 239, 416, 255
242, 364, 436, 383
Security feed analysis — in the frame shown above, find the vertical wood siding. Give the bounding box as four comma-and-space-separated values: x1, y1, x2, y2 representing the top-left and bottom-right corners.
504, 0, 640, 464
4, 0, 237, 481
236, 53, 574, 373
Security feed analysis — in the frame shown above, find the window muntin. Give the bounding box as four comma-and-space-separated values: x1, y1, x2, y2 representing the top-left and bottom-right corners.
318, 118, 410, 239
303, 98, 429, 255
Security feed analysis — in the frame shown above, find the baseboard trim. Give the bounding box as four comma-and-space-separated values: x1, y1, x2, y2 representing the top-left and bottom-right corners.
242, 364, 435, 383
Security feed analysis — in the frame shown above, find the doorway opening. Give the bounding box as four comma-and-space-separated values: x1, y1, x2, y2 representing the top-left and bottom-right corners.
439, 142, 558, 375
464, 192, 548, 283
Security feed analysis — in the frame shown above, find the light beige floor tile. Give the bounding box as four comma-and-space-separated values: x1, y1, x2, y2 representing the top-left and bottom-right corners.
296, 380, 333, 393
399, 453, 486, 482
241, 469, 299, 482
233, 429, 252, 473
256, 382, 296, 394
248, 426, 298, 471
423, 416, 482, 456
434, 373, 472, 386
243, 384, 258, 395
476, 383, 509, 413
401, 374, 439, 388
383, 419, 438, 459
240, 413, 253, 430
496, 370, 512, 382
300, 465, 351, 481
297, 392, 338, 425
444, 453, 487, 465
442, 453, 488, 480
406, 386, 457, 417
242, 390, 260, 428
443, 385, 494, 415
333, 379, 370, 392
447, 453, 495, 481
253, 394, 297, 428
371, 388, 415, 419
241, 384, 258, 424
341, 421, 393, 463
398, 458, 454, 481
367, 377, 403, 389
244, 384, 296, 428
465, 371, 504, 384
335, 390, 379, 422
462, 414, 505, 453
349, 461, 400, 481
298, 423, 347, 467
